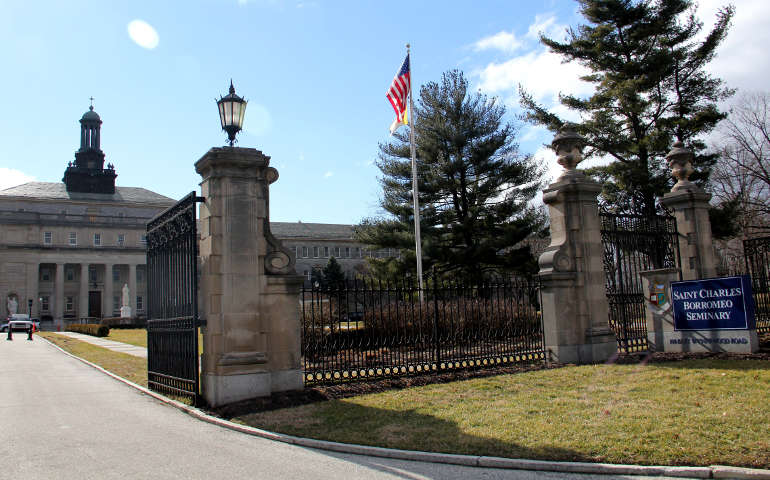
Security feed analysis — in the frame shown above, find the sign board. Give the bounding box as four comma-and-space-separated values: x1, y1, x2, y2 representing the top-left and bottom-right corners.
671, 275, 755, 331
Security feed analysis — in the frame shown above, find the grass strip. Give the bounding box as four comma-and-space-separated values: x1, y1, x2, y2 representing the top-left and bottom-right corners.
236, 359, 770, 468
106, 328, 148, 348
39, 332, 148, 388
106, 328, 202, 355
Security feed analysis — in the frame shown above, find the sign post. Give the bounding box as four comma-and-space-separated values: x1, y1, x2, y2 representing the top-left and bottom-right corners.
640, 270, 759, 354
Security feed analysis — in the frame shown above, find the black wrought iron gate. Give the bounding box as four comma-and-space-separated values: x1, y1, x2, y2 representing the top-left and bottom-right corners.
744, 236, 770, 334
146, 192, 202, 404
600, 213, 681, 353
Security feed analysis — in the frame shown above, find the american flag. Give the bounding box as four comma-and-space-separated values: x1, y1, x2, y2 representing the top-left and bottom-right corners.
386, 54, 410, 133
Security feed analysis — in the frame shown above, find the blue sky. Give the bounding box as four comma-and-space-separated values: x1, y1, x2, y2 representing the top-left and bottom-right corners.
1, 0, 767, 224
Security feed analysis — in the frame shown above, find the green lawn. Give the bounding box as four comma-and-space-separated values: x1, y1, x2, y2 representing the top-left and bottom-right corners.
236, 359, 770, 468
107, 328, 148, 348
39, 332, 148, 387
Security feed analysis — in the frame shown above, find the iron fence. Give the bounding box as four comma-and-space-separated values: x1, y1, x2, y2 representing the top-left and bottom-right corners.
301, 276, 544, 385
146, 191, 202, 404
600, 213, 681, 353
744, 236, 770, 334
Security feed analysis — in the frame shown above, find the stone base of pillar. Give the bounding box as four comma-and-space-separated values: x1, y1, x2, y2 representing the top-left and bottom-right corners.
120, 307, 132, 318
548, 330, 617, 364
202, 369, 302, 407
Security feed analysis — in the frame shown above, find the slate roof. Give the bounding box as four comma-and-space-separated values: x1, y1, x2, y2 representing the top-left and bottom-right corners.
270, 222, 354, 240
0, 182, 176, 206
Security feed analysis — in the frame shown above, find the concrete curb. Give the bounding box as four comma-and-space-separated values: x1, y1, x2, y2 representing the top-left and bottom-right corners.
40, 337, 770, 479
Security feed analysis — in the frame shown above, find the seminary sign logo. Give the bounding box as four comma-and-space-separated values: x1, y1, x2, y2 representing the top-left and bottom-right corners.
645, 280, 671, 314
671, 275, 756, 331
648, 282, 668, 308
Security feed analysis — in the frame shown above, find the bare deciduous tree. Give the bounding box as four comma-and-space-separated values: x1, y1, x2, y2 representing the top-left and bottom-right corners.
713, 92, 770, 237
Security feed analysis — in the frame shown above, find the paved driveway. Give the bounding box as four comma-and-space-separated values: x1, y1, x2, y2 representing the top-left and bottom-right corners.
0, 337, 696, 480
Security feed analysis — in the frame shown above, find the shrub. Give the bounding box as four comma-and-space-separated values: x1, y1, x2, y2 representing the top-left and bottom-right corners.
67, 323, 110, 337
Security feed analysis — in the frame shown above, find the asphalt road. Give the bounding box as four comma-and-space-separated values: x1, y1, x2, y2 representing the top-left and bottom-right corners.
0, 336, 696, 480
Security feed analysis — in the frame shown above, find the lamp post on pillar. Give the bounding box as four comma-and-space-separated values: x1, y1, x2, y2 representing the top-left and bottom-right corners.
538, 125, 617, 364
197, 81, 304, 407
216, 80, 247, 147
661, 141, 718, 280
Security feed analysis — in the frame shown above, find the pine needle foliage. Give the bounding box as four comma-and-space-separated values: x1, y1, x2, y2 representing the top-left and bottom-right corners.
520, 0, 735, 217
356, 70, 546, 283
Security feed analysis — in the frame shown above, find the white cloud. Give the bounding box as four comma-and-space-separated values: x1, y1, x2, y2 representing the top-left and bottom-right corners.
477, 48, 592, 105
473, 31, 523, 54
323, 171, 333, 178
0, 168, 35, 191
526, 14, 567, 41
127, 20, 159, 50
533, 145, 560, 185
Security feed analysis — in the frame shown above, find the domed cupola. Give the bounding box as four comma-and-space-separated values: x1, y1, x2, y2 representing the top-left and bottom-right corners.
79, 105, 102, 151
63, 100, 117, 194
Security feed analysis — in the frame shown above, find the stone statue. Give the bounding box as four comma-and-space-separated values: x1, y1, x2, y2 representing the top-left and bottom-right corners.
7, 296, 18, 315
120, 284, 132, 319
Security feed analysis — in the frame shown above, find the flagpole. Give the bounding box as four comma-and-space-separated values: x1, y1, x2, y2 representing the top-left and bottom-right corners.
406, 43, 425, 303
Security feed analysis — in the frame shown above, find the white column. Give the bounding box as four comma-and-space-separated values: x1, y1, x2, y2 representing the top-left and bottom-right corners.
55, 263, 65, 329
79, 263, 89, 320
103, 263, 113, 318
128, 264, 137, 317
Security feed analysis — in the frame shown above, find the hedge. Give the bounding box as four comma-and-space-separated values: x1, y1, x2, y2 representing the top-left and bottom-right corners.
66, 323, 110, 337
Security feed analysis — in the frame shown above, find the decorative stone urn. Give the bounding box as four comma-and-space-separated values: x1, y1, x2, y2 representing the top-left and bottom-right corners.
666, 141, 696, 192
552, 124, 586, 180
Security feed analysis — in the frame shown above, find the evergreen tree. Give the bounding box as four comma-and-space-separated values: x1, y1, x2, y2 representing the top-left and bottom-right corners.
356, 70, 546, 283
322, 256, 345, 287
520, 0, 734, 217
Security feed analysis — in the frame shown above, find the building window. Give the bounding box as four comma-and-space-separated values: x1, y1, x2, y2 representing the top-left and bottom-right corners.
65, 296, 74, 312
117, 234, 125, 246
313, 246, 319, 258
113, 268, 120, 282
302, 246, 308, 258
334, 247, 341, 258
140, 235, 147, 247
41, 269, 51, 281
69, 232, 77, 246
137, 268, 144, 282
43, 231, 52, 245
93, 233, 102, 246
41, 296, 50, 312
89, 267, 97, 283
136, 296, 144, 311
66, 268, 74, 281
345, 247, 350, 258
303, 270, 310, 280
354, 247, 361, 258
324, 246, 329, 257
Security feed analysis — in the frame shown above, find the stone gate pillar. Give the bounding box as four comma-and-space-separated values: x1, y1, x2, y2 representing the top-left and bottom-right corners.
538, 126, 617, 364
196, 147, 304, 407
660, 142, 718, 281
